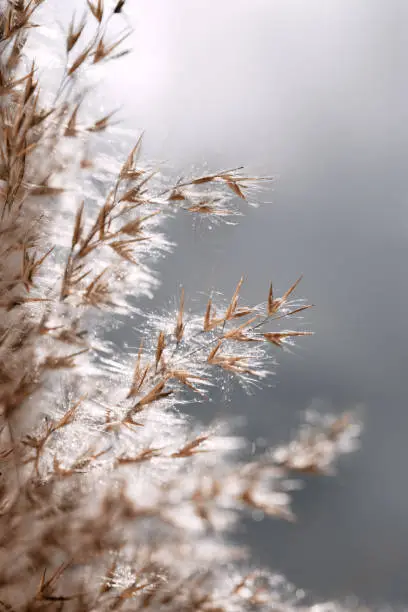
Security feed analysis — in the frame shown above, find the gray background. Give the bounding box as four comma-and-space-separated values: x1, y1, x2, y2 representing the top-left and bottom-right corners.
66, 0, 408, 605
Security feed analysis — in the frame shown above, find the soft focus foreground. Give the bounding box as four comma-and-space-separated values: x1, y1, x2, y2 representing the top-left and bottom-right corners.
0, 1, 360, 609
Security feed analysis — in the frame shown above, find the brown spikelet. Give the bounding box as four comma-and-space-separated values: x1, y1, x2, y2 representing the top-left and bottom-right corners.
30, 183, 65, 197
109, 239, 140, 263
67, 13, 86, 53
87, 109, 117, 132
203, 299, 224, 331
223, 177, 246, 200
31, 105, 54, 127
67, 42, 94, 75
281, 275, 303, 303
171, 434, 209, 458
120, 134, 144, 179
284, 304, 314, 317
155, 331, 166, 370
83, 267, 111, 307
54, 397, 84, 431
191, 174, 217, 185
167, 370, 205, 394
72, 201, 85, 249
267, 275, 304, 316
23, 63, 37, 104
135, 380, 172, 409
119, 211, 159, 236
99, 562, 117, 594
207, 340, 222, 364
0, 70, 33, 97
43, 348, 88, 370
21, 246, 54, 290
114, 0, 126, 13
231, 306, 253, 319
119, 186, 142, 204
225, 277, 244, 320
239, 489, 294, 521
187, 202, 233, 216
207, 342, 257, 376
223, 316, 260, 342
262, 331, 313, 348
204, 298, 212, 332
174, 288, 185, 344
87, 0, 104, 22
65, 102, 81, 137
127, 340, 150, 397
93, 32, 131, 63
169, 190, 186, 201
117, 447, 161, 465
96, 200, 113, 241
36, 562, 72, 601
72, 445, 112, 471
119, 218, 143, 236
267, 282, 274, 316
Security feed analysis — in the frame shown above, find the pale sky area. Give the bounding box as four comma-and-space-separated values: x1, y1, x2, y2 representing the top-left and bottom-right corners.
50, 1, 408, 604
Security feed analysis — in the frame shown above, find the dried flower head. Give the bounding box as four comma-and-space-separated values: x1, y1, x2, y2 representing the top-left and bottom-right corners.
0, 1, 362, 610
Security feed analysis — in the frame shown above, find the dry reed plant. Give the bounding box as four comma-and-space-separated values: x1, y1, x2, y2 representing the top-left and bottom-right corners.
0, 1, 362, 609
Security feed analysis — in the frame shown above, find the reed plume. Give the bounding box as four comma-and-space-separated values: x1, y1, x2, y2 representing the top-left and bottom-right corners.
0, 1, 361, 608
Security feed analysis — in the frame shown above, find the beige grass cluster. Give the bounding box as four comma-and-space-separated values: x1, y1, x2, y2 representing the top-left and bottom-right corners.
0, 1, 361, 609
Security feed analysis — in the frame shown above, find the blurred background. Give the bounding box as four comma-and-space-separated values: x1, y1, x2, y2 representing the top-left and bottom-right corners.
64, 0, 408, 605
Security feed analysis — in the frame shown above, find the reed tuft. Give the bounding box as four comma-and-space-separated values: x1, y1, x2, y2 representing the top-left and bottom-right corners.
0, 1, 362, 609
